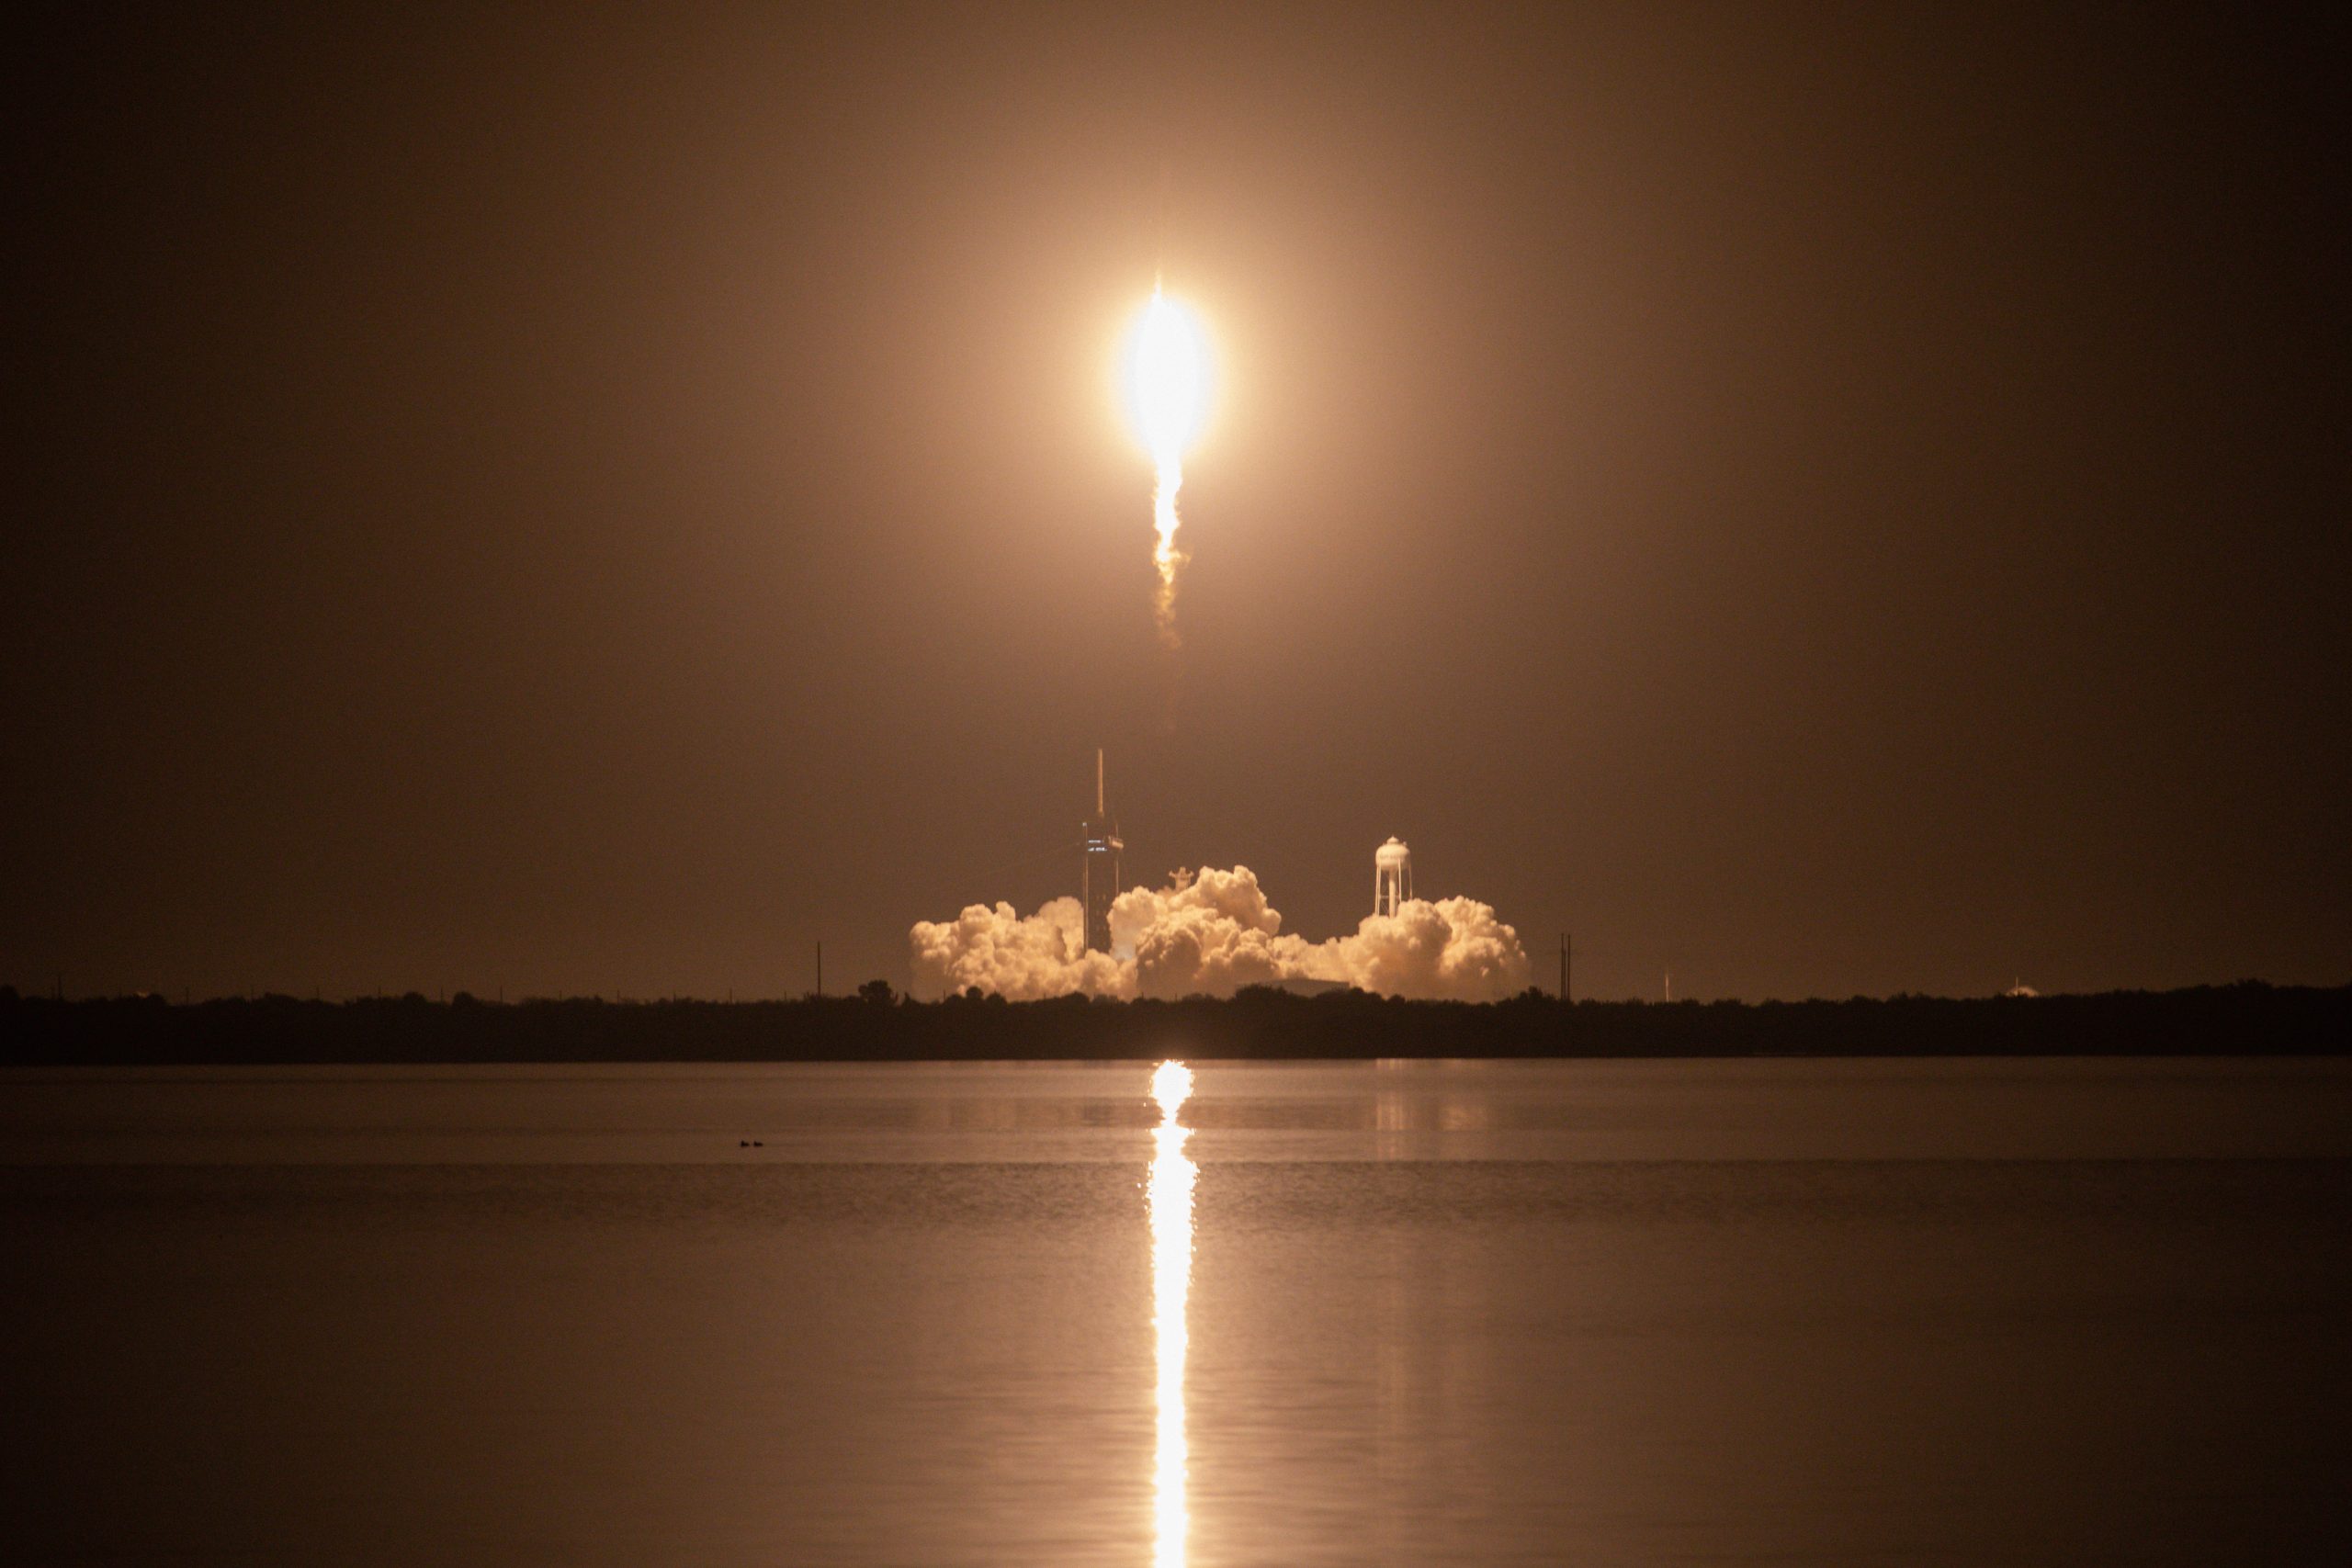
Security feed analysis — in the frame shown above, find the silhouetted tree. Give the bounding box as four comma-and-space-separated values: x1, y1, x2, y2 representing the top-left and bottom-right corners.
0, 980, 2343, 1066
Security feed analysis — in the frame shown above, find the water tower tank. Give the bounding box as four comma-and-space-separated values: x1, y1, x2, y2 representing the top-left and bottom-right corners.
1374, 837, 1412, 917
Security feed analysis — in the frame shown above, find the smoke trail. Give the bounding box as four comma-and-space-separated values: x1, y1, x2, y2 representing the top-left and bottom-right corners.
1151, 451, 1187, 647
1130, 286, 1207, 649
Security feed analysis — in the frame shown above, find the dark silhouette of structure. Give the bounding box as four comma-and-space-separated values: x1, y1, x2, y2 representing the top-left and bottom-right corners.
2, 981, 2343, 1067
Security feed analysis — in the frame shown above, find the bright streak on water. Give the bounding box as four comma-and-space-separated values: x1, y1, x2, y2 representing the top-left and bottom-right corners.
7, 1062, 2351, 1564
1148, 1061, 1195, 1568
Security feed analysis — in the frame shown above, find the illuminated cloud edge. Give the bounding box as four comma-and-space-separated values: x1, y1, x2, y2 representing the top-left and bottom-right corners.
909, 864, 1530, 1001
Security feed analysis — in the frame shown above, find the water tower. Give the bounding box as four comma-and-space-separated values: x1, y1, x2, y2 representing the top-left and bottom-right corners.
1374, 837, 1412, 917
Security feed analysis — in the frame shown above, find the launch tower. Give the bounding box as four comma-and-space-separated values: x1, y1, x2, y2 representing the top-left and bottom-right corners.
1082, 749, 1123, 953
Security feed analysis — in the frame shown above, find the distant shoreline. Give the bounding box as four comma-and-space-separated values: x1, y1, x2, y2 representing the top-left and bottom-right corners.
2, 982, 2344, 1066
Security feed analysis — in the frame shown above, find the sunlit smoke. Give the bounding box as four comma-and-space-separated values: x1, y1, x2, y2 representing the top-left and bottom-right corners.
1124, 286, 1211, 647
1148, 1061, 1195, 1568
910, 865, 1532, 1001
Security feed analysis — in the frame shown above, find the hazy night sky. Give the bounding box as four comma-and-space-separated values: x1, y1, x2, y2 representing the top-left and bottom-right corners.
6, 4, 2345, 1001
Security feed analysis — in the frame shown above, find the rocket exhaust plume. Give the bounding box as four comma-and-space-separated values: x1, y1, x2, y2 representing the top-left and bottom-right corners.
1124, 283, 1212, 647
910, 864, 1532, 1001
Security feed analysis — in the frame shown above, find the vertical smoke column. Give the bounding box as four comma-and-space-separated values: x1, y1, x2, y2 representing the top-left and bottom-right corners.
1148, 1060, 1195, 1568
1127, 286, 1210, 649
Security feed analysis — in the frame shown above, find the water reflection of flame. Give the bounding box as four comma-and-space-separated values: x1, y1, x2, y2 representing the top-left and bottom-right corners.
1148, 1061, 1194, 1568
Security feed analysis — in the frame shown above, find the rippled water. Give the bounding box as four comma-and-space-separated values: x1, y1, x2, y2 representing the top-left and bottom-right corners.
4, 1058, 2348, 1565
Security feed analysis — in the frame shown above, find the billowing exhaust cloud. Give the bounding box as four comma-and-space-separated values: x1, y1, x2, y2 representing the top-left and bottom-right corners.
910, 865, 1530, 1001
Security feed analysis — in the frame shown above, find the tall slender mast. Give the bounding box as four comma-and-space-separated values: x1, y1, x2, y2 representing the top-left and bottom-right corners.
1082, 750, 1123, 953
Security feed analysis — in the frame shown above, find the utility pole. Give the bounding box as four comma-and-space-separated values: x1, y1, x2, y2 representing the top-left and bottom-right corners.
816, 941, 823, 998
1559, 932, 1571, 1003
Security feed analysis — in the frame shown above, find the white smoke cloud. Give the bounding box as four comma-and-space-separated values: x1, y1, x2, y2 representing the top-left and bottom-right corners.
909, 864, 1530, 1002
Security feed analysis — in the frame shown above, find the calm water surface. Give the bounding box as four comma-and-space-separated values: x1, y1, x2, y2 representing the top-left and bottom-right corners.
5, 1057, 2348, 1566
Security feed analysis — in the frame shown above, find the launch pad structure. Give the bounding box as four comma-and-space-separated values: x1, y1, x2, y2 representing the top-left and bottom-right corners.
1077, 755, 1425, 957
1081, 750, 1122, 953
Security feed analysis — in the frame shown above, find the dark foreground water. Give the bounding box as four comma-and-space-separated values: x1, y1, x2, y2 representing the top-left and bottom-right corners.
4, 1058, 2348, 1566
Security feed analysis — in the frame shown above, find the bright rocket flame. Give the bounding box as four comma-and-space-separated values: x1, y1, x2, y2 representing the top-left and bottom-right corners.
1148, 1060, 1195, 1568
1124, 288, 1212, 646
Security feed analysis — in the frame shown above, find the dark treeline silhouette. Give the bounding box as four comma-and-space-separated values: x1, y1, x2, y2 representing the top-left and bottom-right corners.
1, 981, 2344, 1066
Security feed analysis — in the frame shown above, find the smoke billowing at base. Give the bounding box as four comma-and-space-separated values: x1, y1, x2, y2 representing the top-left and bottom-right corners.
910, 865, 1531, 1001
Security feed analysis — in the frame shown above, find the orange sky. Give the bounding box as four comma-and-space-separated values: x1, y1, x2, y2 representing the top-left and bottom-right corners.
6, 5, 2344, 999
